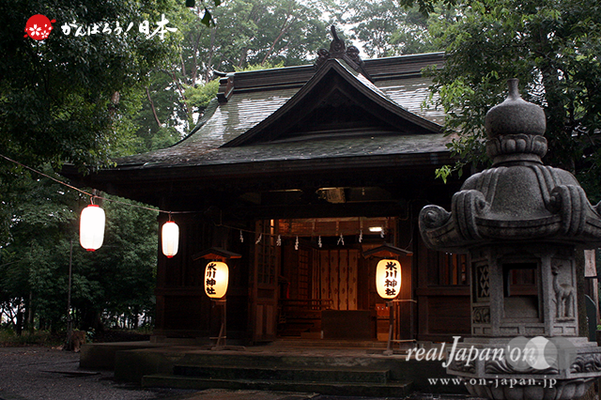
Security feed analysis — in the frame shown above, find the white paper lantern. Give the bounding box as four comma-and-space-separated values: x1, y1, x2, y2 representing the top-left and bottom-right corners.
79, 204, 105, 251
161, 221, 179, 258
375, 259, 401, 299
204, 261, 229, 299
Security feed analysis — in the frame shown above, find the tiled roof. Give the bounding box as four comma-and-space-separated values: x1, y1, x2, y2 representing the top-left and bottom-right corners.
115, 133, 450, 170
116, 52, 448, 170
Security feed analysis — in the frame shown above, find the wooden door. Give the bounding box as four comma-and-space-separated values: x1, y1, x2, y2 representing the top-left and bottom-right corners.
314, 248, 358, 310
250, 220, 279, 342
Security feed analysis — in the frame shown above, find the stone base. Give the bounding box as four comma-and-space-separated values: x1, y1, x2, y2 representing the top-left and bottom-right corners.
446, 337, 601, 400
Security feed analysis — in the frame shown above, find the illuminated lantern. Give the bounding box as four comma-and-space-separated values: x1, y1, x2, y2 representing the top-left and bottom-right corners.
79, 204, 105, 251
161, 221, 179, 258
375, 259, 401, 299
204, 261, 229, 299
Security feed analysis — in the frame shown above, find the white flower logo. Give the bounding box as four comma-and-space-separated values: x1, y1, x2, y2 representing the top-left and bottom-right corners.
24, 15, 55, 41
28, 24, 42, 37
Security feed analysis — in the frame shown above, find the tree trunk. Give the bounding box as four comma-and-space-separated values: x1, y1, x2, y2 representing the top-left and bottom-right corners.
27, 290, 34, 333
146, 86, 162, 128
204, 28, 216, 83
261, 15, 294, 65
238, 47, 248, 69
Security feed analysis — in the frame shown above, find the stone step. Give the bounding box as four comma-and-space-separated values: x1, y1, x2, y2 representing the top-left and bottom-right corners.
142, 374, 412, 398
173, 364, 390, 384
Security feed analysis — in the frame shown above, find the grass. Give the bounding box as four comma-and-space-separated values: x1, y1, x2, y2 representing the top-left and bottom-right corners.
0, 329, 65, 347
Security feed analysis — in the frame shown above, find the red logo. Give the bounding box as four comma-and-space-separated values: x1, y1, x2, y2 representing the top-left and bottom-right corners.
24, 14, 56, 40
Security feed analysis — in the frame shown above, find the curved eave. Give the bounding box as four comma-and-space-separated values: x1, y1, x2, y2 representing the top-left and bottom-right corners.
62, 149, 453, 206
222, 59, 442, 148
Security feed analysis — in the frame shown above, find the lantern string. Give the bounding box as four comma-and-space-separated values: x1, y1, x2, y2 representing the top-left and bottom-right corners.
0, 153, 195, 216
1, 153, 407, 247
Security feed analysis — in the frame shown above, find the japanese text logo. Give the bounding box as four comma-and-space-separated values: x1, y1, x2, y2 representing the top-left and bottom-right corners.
24, 13, 176, 41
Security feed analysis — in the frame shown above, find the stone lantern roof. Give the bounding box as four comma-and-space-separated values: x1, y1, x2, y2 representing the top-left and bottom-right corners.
419, 79, 601, 252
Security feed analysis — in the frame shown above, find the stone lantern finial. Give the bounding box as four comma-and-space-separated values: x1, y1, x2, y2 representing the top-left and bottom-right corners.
484, 79, 548, 165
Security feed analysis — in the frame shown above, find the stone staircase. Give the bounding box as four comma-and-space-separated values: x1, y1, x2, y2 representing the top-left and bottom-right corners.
96, 341, 458, 397
142, 357, 412, 397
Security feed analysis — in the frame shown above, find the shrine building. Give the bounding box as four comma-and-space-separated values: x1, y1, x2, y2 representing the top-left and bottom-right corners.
66, 31, 471, 345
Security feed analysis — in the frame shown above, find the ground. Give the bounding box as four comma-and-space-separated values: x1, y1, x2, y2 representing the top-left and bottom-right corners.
0, 346, 479, 400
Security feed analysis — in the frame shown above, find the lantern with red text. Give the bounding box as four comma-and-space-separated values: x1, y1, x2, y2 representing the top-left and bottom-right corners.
79, 204, 105, 251
204, 261, 229, 299
375, 259, 401, 299
161, 221, 179, 258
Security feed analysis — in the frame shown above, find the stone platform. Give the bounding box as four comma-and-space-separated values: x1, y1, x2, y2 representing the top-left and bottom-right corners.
80, 339, 462, 397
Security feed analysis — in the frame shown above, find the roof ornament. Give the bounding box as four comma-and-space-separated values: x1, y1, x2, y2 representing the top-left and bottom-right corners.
315, 26, 368, 77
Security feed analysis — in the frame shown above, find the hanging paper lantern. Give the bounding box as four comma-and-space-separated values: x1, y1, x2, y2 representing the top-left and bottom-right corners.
161, 221, 179, 258
79, 204, 105, 251
204, 261, 229, 299
375, 259, 401, 299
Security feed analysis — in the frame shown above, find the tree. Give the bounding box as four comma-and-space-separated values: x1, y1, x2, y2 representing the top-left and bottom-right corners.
0, 0, 181, 333
72, 196, 159, 331
136, 0, 330, 137
0, 0, 181, 170
205, 0, 328, 71
340, 0, 423, 57
424, 0, 601, 202
0, 168, 159, 333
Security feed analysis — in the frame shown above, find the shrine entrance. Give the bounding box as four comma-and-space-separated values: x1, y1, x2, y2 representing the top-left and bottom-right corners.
263, 217, 412, 342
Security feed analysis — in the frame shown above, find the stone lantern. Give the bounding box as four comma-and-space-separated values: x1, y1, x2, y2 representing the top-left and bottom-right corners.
419, 79, 601, 400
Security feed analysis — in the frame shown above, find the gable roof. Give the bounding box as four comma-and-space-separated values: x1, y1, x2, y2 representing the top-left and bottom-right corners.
110, 52, 447, 169
221, 58, 442, 147
61, 52, 451, 206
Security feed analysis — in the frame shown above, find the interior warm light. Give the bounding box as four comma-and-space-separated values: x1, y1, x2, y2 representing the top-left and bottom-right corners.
204, 261, 229, 299
369, 226, 383, 233
161, 221, 179, 258
79, 204, 105, 251
375, 259, 401, 299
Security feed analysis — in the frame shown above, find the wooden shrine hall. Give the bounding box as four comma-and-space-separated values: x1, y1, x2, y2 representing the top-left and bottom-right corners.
65, 30, 470, 345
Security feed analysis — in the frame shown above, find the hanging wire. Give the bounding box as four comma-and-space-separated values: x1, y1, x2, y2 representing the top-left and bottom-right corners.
1, 153, 404, 245
0, 153, 194, 216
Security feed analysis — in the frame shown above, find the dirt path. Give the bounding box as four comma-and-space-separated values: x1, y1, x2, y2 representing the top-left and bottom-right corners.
0, 347, 185, 400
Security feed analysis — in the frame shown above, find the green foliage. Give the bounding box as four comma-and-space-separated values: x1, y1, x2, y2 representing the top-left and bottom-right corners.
185, 79, 220, 112
425, 0, 601, 193
0, 170, 158, 333
0, 0, 176, 333
341, 0, 443, 57
0, 0, 180, 170
183, 0, 328, 77
398, 0, 460, 15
